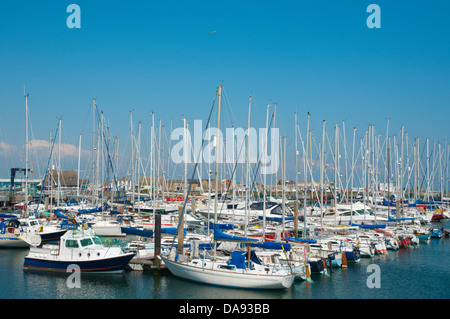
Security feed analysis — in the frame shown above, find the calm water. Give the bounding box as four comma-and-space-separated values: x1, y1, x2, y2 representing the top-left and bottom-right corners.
1, 220, 449, 300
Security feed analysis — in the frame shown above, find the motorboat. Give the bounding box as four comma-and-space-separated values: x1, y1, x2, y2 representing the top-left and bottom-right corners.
23, 227, 135, 273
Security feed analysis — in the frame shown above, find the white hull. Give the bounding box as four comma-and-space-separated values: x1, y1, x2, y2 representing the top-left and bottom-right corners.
92, 221, 123, 237
161, 257, 295, 289
0, 236, 30, 248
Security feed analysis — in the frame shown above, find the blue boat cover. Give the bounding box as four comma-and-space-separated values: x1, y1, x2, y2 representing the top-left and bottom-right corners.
162, 228, 186, 236
257, 216, 295, 222
387, 216, 416, 221
285, 236, 317, 244
55, 209, 68, 219
213, 225, 258, 243
351, 224, 386, 229
248, 241, 291, 251
227, 251, 261, 269
208, 222, 234, 230
77, 206, 102, 215
0, 214, 17, 219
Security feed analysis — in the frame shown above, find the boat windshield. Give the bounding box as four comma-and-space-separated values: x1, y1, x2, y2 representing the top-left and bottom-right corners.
92, 237, 102, 245
270, 205, 293, 216
80, 238, 93, 247
65, 239, 79, 248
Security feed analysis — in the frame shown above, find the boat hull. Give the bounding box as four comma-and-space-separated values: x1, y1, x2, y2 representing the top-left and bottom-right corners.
0, 236, 30, 248
162, 257, 295, 289
40, 230, 67, 243
344, 250, 361, 263
23, 253, 135, 274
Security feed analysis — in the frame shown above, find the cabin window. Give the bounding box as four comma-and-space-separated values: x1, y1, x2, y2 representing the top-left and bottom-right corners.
218, 265, 236, 271
80, 238, 93, 247
65, 239, 79, 248
92, 237, 102, 245
271, 205, 293, 216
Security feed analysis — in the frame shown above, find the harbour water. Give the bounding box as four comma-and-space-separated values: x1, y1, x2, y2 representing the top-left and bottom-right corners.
0, 220, 449, 300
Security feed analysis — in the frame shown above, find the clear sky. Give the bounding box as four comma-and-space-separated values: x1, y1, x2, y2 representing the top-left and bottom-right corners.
0, 1, 449, 185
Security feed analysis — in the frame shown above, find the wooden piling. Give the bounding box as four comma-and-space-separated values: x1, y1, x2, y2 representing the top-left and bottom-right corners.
178, 205, 184, 255
154, 213, 161, 267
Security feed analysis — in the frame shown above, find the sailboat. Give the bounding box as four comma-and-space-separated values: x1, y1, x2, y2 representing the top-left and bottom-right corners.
162, 226, 295, 289
161, 85, 295, 289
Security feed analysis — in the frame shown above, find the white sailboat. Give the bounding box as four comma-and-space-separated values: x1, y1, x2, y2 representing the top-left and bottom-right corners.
160, 85, 295, 289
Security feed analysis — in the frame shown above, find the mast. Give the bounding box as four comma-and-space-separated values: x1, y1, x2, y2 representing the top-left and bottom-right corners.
281, 135, 286, 236
24, 92, 29, 217
77, 134, 82, 197
92, 98, 96, 205
57, 117, 62, 208
245, 96, 252, 237
387, 147, 391, 217
151, 112, 155, 220
130, 111, 134, 212
262, 104, 270, 241
304, 112, 310, 239
295, 113, 298, 202
334, 124, 338, 225
137, 120, 142, 213
351, 127, 356, 225
320, 120, 325, 230
213, 84, 222, 261
183, 118, 187, 200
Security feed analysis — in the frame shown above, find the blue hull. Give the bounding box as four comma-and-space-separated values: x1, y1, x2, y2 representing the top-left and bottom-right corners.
344, 251, 361, 263
431, 230, 443, 238
23, 254, 135, 273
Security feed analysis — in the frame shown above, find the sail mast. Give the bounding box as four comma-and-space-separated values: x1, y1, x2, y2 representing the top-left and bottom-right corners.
25, 92, 29, 217
245, 96, 252, 237
213, 84, 222, 261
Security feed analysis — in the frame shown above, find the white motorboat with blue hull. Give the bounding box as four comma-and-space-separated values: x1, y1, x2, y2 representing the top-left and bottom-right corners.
18, 217, 67, 243
23, 227, 135, 274
24, 253, 136, 273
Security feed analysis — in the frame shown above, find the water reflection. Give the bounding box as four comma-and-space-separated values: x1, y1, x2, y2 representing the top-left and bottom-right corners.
23, 270, 132, 299
164, 273, 297, 299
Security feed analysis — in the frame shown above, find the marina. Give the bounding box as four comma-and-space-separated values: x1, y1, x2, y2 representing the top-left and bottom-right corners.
0, 220, 449, 299
0, 2, 449, 307
1, 84, 450, 301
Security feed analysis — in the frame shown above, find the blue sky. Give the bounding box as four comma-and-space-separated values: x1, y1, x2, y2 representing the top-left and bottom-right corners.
0, 1, 449, 183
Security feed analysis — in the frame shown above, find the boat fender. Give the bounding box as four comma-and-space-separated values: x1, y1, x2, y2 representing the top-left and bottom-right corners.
39, 226, 43, 232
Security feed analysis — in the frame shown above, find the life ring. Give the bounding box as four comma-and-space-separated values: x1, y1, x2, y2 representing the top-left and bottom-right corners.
105, 238, 111, 246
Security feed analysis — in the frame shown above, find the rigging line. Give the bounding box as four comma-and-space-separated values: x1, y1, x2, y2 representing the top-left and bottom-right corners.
34, 122, 59, 216
248, 108, 276, 199
215, 110, 252, 220
221, 87, 237, 128
168, 87, 218, 256
94, 106, 128, 211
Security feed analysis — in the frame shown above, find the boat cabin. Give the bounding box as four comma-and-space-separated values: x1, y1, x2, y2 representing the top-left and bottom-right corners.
0, 219, 21, 235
